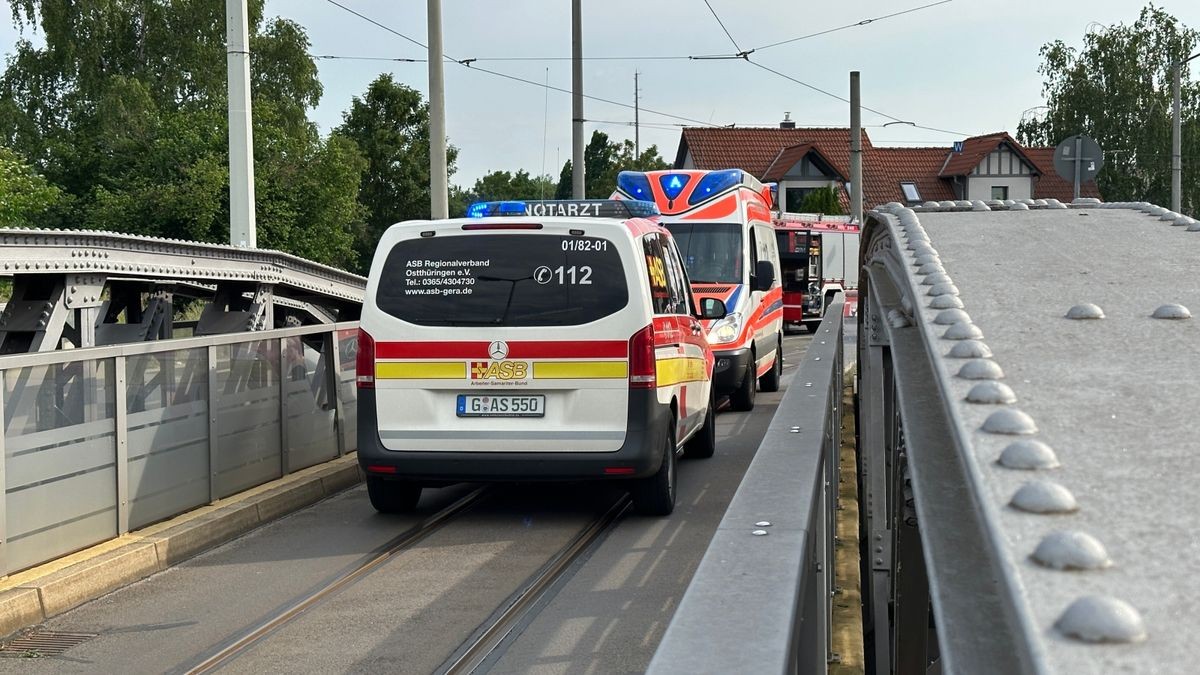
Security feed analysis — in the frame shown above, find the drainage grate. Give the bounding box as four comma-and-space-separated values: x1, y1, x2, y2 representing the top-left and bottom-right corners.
0, 629, 97, 657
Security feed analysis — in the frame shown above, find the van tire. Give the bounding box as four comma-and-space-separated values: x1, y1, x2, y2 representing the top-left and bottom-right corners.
685, 391, 717, 459
367, 477, 422, 513
632, 425, 677, 516
730, 355, 757, 412
759, 335, 783, 392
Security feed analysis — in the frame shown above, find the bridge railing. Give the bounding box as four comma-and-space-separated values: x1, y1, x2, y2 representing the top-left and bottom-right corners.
0, 322, 359, 575
649, 297, 844, 675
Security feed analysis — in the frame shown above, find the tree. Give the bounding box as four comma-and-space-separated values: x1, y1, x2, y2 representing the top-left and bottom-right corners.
0, 146, 64, 227
336, 74, 457, 268
0, 0, 364, 268
795, 186, 844, 215
1017, 4, 1200, 213
465, 169, 556, 204
554, 131, 671, 199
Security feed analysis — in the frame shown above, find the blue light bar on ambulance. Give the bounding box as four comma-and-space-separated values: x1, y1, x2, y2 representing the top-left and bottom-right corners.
616, 171, 653, 200
466, 199, 660, 219
687, 169, 743, 206
658, 173, 691, 200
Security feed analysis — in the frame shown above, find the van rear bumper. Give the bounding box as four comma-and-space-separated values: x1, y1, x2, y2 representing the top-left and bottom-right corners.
711, 347, 753, 395
356, 388, 671, 482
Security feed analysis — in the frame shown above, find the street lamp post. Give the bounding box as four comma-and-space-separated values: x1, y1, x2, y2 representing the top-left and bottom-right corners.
1171, 51, 1200, 214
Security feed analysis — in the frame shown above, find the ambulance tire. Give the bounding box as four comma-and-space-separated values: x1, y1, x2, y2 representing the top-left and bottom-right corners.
685, 391, 717, 459
759, 335, 783, 393
730, 355, 757, 412
632, 424, 677, 516
367, 476, 422, 514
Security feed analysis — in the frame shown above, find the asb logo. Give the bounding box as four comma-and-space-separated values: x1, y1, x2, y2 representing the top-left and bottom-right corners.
471, 361, 528, 380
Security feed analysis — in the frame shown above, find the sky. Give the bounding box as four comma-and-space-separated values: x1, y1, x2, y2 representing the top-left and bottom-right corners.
3, 0, 1200, 188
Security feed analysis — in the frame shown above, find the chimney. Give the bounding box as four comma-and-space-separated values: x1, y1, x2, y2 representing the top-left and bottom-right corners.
780, 112, 795, 129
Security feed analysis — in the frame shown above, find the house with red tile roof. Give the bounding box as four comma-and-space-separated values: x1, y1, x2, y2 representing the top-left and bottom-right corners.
674, 125, 1101, 212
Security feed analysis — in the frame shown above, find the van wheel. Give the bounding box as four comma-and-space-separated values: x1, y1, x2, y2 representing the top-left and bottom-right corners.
632, 424, 677, 516
759, 335, 783, 393
367, 477, 422, 514
729, 356, 757, 412
685, 390, 717, 459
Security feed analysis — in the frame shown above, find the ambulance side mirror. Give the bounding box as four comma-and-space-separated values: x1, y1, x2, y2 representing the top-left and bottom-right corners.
753, 260, 775, 292
696, 297, 727, 320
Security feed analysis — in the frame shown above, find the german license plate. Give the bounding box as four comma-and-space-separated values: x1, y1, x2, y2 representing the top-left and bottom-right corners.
456, 394, 545, 417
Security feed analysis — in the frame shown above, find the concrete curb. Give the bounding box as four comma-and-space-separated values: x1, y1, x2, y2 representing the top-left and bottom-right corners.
0, 454, 363, 638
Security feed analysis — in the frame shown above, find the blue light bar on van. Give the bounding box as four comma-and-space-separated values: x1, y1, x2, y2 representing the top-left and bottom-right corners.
466, 200, 660, 219
658, 173, 691, 200
616, 171, 653, 200
687, 169, 743, 205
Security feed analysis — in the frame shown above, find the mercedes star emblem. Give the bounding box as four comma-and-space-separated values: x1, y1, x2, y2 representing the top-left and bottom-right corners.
489, 340, 509, 360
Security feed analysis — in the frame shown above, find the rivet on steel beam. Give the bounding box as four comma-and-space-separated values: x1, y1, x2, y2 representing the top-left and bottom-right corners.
998, 440, 1060, 469
982, 408, 1037, 434
966, 381, 1016, 404
943, 321, 982, 340
934, 308, 970, 325
1066, 303, 1104, 320
1033, 531, 1111, 570
1010, 480, 1076, 513
958, 359, 1003, 379
752, 530, 768, 536
1152, 304, 1190, 319
914, 253, 940, 266
918, 262, 945, 276
929, 282, 959, 297
755, 521, 771, 527
1055, 596, 1146, 644
930, 294, 964, 310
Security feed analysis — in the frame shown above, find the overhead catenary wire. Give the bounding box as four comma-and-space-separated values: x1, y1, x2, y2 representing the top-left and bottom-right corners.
319, 0, 724, 128
751, 0, 955, 52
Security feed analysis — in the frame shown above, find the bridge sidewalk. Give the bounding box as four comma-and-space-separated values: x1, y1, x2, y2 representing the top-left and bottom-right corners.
0, 455, 363, 639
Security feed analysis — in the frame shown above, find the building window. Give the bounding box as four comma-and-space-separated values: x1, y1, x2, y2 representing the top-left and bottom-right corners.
900, 182, 921, 203
785, 187, 816, 212
991, 186, 1009, 200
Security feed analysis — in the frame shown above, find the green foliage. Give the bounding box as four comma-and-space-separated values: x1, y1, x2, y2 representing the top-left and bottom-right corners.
1017, 4, 1200, 213
795, 186, 844, 215
0, 0, 363, 268
0, 145, 64, 227
465, 169, 556, 204
554, 131, 671, 199
336, 74, 457, 269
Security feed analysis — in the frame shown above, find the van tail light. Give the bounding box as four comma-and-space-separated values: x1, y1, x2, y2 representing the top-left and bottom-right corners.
628, 324, 656, 389
356, 328, 376, 388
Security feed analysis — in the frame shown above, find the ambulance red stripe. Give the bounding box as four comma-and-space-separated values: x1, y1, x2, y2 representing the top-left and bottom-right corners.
375, 340, 628, 359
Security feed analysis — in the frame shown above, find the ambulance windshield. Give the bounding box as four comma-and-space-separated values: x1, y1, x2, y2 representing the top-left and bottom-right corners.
663, 223, 743, 284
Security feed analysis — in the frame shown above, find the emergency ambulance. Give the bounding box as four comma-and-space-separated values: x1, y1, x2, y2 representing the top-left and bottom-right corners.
613, 169, 783, 411
356, 200, 726, 517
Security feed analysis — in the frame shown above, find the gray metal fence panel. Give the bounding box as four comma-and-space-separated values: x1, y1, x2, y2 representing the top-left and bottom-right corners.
335, 327, 358, 453
125, 349, 210, 530
3, 361, 118, 573
0, 322, 357, 573
213, 340, 283, 499
282, 336, 338, 472
649, 301, 844, 675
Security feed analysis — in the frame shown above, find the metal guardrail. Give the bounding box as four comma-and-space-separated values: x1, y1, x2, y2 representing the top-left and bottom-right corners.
0, 322, 360, 575
649, 298, 844, 675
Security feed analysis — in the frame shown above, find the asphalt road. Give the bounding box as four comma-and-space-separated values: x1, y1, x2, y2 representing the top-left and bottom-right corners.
0, 333, 812, 674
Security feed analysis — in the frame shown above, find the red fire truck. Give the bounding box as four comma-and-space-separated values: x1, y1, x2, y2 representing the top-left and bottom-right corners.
773, 213, 860, 332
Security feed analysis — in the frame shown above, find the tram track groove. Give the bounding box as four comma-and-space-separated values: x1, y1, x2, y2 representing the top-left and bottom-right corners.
439, 494, 632, 675
182, 487, 491, 675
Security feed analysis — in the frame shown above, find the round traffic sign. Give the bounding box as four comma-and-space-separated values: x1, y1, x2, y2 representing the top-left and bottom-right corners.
1053, 135, 1104, 183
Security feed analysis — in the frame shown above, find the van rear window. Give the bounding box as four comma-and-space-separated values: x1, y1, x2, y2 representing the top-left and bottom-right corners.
375, 234, 629, 327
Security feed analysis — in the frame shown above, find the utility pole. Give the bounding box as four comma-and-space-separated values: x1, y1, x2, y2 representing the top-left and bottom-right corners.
427, 0, 449, 219
571, 0, 584, 199
1173, 52, 1200, 214
850, 71, 863, 224
634, 71, 640, 158
226, 0, 256, 247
